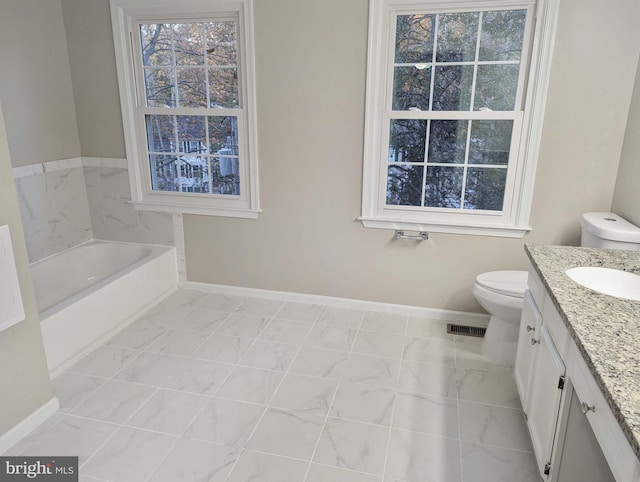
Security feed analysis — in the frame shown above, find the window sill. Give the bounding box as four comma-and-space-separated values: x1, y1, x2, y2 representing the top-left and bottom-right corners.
131, 201, 261, 219
359, 216, 531, 238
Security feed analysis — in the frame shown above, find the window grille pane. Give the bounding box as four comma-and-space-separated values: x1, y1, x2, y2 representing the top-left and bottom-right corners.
206, 21, 238, 66
393, 66, 431, 111
424, 166, 463, 207
468, 120, 513, 165
140, 24, 172, 66
432, 65, 474, 111
479, 10, 527, 61
436, 13, 479, 63
211, 157, 241, 195
209, 68, 239, 108
464, 167, 507, 210
177, 116, 206, 154
173, 23, 205, 66
394, 14, 435, 64
474, 64, 519, 110
208, 116, 239, 155
180, 155, 209, 193
428, 120, 468, 164
146, 115, 176, 153
145, 68, 175, 108
389, 119, 427, 163
386, 165, 424, 206
150, 155, 179, 191
177, 68, 207, 108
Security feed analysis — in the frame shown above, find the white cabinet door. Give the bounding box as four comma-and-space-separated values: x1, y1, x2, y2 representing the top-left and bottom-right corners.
525, 325, 566, 478
514, 290, 541, 405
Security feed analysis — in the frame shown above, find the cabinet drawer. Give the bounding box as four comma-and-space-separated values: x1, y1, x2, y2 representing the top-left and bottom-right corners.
527, 267, 547, 309
570, 352, 640, 481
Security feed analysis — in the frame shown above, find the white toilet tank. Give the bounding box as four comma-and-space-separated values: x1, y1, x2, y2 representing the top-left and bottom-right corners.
581, 212, 640, 250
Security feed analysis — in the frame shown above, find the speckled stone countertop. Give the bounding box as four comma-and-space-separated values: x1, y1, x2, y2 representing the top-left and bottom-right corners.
525, 244, 640, 461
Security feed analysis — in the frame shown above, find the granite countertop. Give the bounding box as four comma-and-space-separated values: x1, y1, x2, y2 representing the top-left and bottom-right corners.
525, 244, 640, 461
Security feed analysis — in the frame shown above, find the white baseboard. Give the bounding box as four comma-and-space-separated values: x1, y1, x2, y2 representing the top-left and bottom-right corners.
0, 397, 60, 455
180, 281, 489, 326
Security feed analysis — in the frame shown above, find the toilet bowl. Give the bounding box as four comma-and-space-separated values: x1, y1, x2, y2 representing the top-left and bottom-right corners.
471, 270, 529, 366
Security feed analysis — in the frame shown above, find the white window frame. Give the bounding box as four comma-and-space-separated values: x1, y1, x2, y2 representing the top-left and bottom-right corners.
110, 0, 260, 218
360, 0, 559, 237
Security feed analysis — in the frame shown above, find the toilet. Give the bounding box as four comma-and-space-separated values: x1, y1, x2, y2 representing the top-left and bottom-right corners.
472, 212, 640, 366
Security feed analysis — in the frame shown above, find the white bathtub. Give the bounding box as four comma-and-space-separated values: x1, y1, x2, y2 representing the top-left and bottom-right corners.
31, 240, 177, 377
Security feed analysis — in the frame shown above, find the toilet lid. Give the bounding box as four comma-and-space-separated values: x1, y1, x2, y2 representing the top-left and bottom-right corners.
476, 270, 528, 298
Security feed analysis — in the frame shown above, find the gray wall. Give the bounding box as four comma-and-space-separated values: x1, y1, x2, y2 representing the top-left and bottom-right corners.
57, 0, 640, 312
0, 0, 80, 166
0, 105, 54, 436
612, 60, 640, 227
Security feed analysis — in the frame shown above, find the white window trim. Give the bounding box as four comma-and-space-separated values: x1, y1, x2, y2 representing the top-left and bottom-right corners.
360, 0, 560, 237
110, 0, 260, 218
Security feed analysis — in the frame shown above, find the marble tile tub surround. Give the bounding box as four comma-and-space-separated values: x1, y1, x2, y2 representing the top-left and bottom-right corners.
7, 288, 539, 482
525, 244, 640, 460
13, 157, 174, 263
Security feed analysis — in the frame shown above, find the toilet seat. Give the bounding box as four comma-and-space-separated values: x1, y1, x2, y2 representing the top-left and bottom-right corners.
475, 270, 528, 299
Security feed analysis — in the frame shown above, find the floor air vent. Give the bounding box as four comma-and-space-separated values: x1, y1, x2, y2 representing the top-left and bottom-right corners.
447, 323, 486, 338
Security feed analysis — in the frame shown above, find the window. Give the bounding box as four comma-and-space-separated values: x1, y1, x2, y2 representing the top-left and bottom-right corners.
361, 0, 559, 237
111, 0, 259, 218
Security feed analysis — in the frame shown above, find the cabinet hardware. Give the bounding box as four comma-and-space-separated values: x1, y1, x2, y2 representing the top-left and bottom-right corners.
527, 325, 535, 332
544, 462, 551, 475
581, 402, 596, 414
558, 376, 565, 390
531, 338, 540, 345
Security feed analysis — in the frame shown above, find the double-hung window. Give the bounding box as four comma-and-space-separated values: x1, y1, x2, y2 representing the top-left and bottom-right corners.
110, 0, 259, 217
361, 0, 559, 236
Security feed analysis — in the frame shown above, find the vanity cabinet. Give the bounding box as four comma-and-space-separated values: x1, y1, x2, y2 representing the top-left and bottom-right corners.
515, 266, 640, 481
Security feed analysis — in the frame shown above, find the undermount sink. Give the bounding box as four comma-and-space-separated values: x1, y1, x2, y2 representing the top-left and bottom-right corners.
565, 267, 640, 301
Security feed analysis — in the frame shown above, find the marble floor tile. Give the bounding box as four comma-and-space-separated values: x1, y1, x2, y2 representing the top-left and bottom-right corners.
126, 389, 209, 436
317, 306, 365, 329
106, 320, 166, 350
196, 292, 246, 313
392, 392, 459, 438
313, 418, 389, 475
460, 442, 539, 482
406, 317, 454, 341
397, 360, 457, 398
72, 380, 155, 424
360, 311, 407, 335
271, 373, 338, 415
185, 397, 265, 447
402, 336, 455, 365
225, 450, 309, 482
259, 319, 313, 344
238, 340, 299, 371
162, 358, 234, 395
236, 297, 284, 317
246, 408, 324, 459
3, 412, 66, 456
113, 352, 186, 386
305, 325, 357, 351
174, 307, 230, 332
306, 464, 384, 482
192, 334, 253, 363
19, 415, 117, 464
216, 313, 271, 338
148, 438, 239, 482
52, 373, 107, 412
385, 429, 462, 482
329, 381, 395, 425
216, 366, 284, 404
275, 301, 324, 323
454, 337, 512, 373
456, 368, 521, 408
68, 346, 140, 378
458, 401, 532, 452
342, 354, 400, 389
289, 346, 349, 379
352, 331, 404, 359
145, 329, 207, 356
81, 426, 177, 482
